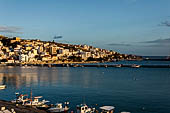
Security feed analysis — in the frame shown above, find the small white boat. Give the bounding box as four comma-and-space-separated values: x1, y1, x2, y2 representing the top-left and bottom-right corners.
120, 111, 130, 113
48, 102, 69, 113
104, 65, 108, 68
100, 106, 115, 113
76, 104, 95, 113
73, 64, 79, 67
0, 85, 6, 90
24, 96, 49, 106
115, 64, 122, 68
131, 64, 140, 68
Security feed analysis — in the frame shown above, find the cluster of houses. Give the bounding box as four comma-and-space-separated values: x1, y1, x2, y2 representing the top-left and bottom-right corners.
0, 35, 141, 64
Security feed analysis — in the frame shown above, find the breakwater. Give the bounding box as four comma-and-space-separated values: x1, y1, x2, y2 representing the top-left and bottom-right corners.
2, 63, 170, 68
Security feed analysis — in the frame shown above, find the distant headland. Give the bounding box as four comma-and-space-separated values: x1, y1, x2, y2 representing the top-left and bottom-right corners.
0, 35, 142, 66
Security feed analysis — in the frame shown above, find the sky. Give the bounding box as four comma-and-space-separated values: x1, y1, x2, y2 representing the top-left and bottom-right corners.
0, 0, 170, 56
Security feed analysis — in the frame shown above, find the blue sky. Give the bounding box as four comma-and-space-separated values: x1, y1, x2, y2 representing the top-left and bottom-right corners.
0, 0, 170, 56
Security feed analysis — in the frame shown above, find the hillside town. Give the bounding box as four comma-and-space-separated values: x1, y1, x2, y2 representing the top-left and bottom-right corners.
0, 35, 142, 65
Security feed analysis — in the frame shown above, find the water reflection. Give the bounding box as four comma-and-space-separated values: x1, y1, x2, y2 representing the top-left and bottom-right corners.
0, 66, 94, 89
0, 68, 38, 88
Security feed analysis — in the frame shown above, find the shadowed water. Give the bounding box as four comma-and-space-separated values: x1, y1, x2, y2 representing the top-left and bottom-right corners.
0, 61, 170, 113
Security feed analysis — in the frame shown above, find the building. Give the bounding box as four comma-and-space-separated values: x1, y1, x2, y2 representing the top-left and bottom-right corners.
49, 45, 57, 55
19, 54, 29, 62
10, 37, 21, 43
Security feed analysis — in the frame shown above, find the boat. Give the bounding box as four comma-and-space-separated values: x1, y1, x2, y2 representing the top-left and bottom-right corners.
100, 106, 115, 113
0, 85, 6, 90
11, 92, 29, 105
115, 64, 122, 68
76, 104, 95, 113
66, 64, 70, 67
36, 104, 50, 110
24, 96, 49, 107
120, 111, 130, 113
73, 64, 79, 67
48, 102, 69, 113
166, 56, 170, 60
131, 64, 140, 68
104, 65, 108, 68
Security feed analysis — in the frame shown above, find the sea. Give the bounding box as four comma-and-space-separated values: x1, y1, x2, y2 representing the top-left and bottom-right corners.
0, 57, 170, 113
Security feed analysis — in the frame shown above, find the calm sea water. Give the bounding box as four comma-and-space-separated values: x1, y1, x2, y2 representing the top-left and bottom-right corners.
0, 60, 170, 113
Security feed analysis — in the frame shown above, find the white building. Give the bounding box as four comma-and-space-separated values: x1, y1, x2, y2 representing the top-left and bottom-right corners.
58, 49, 70, 55
19, 54, 29, 62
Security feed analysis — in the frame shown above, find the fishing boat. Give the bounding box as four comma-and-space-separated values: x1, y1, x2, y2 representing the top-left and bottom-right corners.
76, 104, 95, 113
24, 96, 49, 106
48, 102, 69, 113
100, 106, 115, 113
0, 85, 6, 90
11, 92, 28, 105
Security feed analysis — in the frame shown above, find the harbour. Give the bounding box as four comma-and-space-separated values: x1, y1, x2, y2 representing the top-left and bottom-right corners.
0, 0, 170, 112
0, 60, 170, 113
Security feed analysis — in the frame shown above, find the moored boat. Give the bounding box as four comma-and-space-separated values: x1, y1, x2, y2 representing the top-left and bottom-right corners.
120, 111, 130, 113
0, 85, 6, 90
115, 64, 122, 68
48, 102, 69, 113
36, 104, 50, 110
131, 64, 140, 68
76, 104, 95, 113
24, 96, 49, 107
11, 92, 28, 105
100, 106, 115, 113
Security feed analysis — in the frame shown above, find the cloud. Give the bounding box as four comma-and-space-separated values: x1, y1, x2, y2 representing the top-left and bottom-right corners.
107, 43, 132, 46
139, 38, 170, 48
143, 44, 169, 47
140, 38, 170, 44
0, 25, 22, 33
160, 21, 170, 27
53, 36, 63, 39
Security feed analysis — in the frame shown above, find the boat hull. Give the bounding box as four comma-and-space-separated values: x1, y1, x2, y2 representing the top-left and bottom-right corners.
0, 85, 6, 90
48, 108, 69, 113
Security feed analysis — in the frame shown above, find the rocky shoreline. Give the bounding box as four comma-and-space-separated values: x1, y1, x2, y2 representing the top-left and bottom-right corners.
0, 100, 47, 113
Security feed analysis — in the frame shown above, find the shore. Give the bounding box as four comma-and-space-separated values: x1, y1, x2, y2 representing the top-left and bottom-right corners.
0, 100, 47, 113
0, 62, 170, 68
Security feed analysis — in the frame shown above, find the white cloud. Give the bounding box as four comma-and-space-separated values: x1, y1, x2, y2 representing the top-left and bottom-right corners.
0, 25, 22, 33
